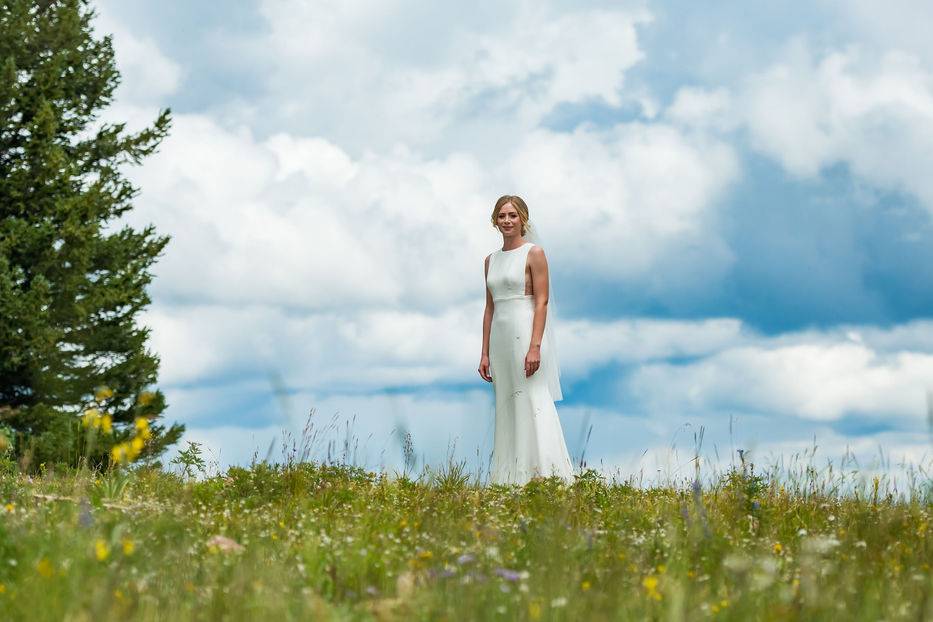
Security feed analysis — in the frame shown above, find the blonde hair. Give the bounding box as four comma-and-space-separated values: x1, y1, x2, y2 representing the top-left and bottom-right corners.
491, 195, 530, 236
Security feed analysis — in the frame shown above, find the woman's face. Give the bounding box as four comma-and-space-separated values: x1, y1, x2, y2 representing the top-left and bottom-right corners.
496, 204, 522, 236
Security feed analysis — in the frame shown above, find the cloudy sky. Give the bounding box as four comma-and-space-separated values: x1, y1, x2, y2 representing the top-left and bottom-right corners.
93, 0, 933, 485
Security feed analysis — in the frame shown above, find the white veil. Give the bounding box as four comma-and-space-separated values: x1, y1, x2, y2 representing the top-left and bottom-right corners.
523, 221, 564, 402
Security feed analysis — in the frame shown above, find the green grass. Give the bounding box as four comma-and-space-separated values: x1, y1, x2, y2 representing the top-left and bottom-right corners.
0, 449, 930, 621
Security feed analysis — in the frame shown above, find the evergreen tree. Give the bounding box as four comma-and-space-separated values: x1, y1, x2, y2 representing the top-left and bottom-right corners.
0, 0, 183, 468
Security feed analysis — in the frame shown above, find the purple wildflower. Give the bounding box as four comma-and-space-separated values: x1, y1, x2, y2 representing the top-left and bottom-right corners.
494, 567, 522, 582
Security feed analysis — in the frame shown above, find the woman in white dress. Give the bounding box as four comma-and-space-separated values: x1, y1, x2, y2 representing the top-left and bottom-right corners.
478, 195, 575, 486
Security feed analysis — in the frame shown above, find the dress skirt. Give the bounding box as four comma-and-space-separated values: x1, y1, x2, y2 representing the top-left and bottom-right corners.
488, 295, 575, 485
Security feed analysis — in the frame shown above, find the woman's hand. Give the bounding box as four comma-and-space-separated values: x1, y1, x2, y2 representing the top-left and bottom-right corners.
525, 347, 540, 377
478, 355, 492, 382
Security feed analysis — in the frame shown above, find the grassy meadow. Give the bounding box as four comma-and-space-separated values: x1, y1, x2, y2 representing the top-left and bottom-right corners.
0, 428, 930, 622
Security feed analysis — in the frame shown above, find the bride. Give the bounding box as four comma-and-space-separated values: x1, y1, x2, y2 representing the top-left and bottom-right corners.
478, 195, 575, 486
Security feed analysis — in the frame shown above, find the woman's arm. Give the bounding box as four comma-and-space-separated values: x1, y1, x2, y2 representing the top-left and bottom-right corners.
478, 254, 494, 382
525, 246, 549, 377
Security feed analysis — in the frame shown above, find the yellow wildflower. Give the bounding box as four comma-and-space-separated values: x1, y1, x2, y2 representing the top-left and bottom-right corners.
100, 414, 113, 435
95, 539, 110, 561
773, 542, 783, 554
130, 436, 144, 457
581, 580, 591, 592
82, 408, 100, 428
642, 574, 662, 601
528, 601, 542, 620
122, 538, 135, 556
657, 563, 667, 574
111, 443, 128, 464
36, 558, 54, 578
137, 391, 155, 406
136, 416, 153, 441
0, 582, 6, 594
4, 503, 13, 513
95, 386, 114, 401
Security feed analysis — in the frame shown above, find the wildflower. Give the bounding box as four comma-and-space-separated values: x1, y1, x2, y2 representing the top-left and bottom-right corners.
4, 503, 13, 513
130, 436, 144, 457
723, 553, 752, 572
528, 601, 542, 620
100, 414, 113, 435
642, 575, 662, 600
82, 408, 100, 428
122, 538, 135, 556
0, 583, 5, 594
95, 539, 110, 561
751, 557, 779, 590
494, 567, 526, 582
205, 535, 244, 553
36, 558, 54, 578
773, 542, 783, 555
550, 596, 568, 608
801, 535, 840, 555
95, 386, 114, 401
134, 416, 151, 436
581, 580, 591, 592
137, 391, 155, 406
456, 553, 475, 565
111, 443, 128, 465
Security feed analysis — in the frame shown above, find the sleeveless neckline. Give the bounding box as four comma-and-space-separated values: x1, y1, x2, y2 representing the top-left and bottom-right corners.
500, 241, 532, 253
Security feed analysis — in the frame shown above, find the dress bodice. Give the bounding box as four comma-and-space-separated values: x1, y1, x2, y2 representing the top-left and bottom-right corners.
486, 242, 534, 301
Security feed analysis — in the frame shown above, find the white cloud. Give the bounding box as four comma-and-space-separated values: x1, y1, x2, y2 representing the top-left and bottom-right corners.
92, 7, 182, 104
741, 37, 933, 211
628, 335, 933, 422
825, 0, 933, 65
116, 105, 741, 317
665, 86, 737, 132
507, 123, 740, 281
226, 1, 653, 152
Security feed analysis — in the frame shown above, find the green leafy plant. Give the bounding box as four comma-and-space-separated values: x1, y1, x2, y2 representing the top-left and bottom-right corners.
171, 441, 207, 480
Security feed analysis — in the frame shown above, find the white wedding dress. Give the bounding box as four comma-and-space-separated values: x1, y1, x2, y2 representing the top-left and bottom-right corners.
486, 241, 575, 485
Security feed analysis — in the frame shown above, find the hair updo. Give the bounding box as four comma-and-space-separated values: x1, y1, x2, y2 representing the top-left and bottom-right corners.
491, 195, 530, 236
